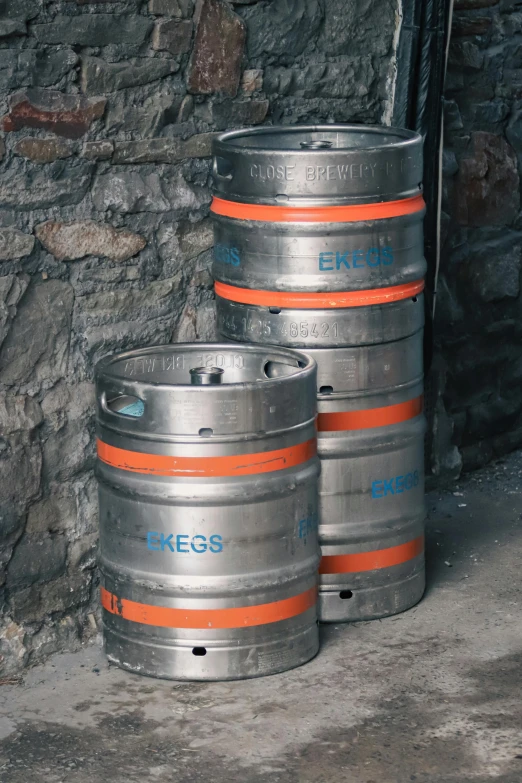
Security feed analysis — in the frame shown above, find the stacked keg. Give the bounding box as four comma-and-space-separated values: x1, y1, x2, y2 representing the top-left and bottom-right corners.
96, 343, 320, 680
211, 125, 427, 623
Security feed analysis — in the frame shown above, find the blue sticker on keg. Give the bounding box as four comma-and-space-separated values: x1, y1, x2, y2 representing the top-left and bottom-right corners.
147, 532, 224, 553
298, 514, 318, 538
117, 400, 145, 417
318, 248, 394, 271
371, 470, 420, 499
214, 244, 241, 267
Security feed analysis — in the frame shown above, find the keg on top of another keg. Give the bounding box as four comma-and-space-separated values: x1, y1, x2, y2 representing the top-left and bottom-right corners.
210, 125, 427, 623
95, 344, 320, 681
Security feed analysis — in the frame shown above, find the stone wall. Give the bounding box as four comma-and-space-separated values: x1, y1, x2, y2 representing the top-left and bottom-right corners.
0, 0, 400, 674
432, 0, 522, 479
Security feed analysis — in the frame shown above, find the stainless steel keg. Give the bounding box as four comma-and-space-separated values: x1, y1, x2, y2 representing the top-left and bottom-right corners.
211, 125, 426, 295
95, 344, 320, 681
211, 125, 427, 623
212, 125, 426, 354
311, 331, 426, 623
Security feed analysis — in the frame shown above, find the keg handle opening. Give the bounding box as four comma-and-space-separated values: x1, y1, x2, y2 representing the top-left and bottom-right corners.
300, 140, 333, 150
102, 393, 145, 418
212, 156, 234, 181
190, 367, 224, 385
264, 359, 304, 379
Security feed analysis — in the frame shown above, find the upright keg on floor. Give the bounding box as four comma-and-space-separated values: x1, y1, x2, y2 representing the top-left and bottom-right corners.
211, 125, 427, 623
95, 343, 320, 680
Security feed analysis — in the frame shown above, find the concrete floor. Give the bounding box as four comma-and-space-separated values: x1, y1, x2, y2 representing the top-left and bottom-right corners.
2, 453, 522, 783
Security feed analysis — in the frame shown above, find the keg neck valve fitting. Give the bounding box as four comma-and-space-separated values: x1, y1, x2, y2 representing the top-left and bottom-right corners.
189, 367, 225, 385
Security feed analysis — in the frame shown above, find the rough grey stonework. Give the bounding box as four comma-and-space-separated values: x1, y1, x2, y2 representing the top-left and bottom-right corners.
431, 0, 522, 479
0, 0, 399, 675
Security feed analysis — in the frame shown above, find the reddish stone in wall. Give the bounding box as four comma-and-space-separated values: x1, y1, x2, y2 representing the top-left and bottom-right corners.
455, 132, 520, 227
2, 89, 106, 140
188, 0, 246, 97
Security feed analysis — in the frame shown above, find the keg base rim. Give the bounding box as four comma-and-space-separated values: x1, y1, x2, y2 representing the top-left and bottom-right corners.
318, 568, 426, 623
103, 625, 320, 681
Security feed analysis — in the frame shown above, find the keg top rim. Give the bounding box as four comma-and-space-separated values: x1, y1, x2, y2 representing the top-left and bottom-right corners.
95, 342, 316, 388
214, 124, 422, 153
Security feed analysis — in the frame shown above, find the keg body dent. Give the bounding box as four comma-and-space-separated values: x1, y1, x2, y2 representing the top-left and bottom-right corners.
96, 344, 320, 680
211, 125, 427, 622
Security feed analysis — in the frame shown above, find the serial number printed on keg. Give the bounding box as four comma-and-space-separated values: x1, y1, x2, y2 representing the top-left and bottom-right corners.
221, 314, 339, 340
221, 313, 272, 338
124, 355, 186, 375
280, 321, 339, 339
195, 353, 245, 369
372, 470, 420, 499
147, 532, 224, 554
123, 353, 244, 376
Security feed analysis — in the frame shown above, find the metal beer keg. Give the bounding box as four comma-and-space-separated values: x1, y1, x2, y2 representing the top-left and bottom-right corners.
211, 125, 426, 622
212, 124, 426, 296
96, 344, 320, 680
310, 331, 426, 622
212, 125, 426, 354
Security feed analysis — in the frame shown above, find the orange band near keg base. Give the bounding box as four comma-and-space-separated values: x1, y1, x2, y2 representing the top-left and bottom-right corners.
96, 438, 316, 478
317, 395, 423, 432
210, 194, 426, 223
215, 280, 425, 309
319, 536, 424, 575
101, 586, 316, 629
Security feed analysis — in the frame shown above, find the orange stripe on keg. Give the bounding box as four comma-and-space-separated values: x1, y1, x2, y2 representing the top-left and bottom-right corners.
215, 280, 425, 309
96, 438, 316, 477
101, 586, 317, 629
319, 536, 424, 575
317, 396, 423, 432
210, 194, 426, 223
